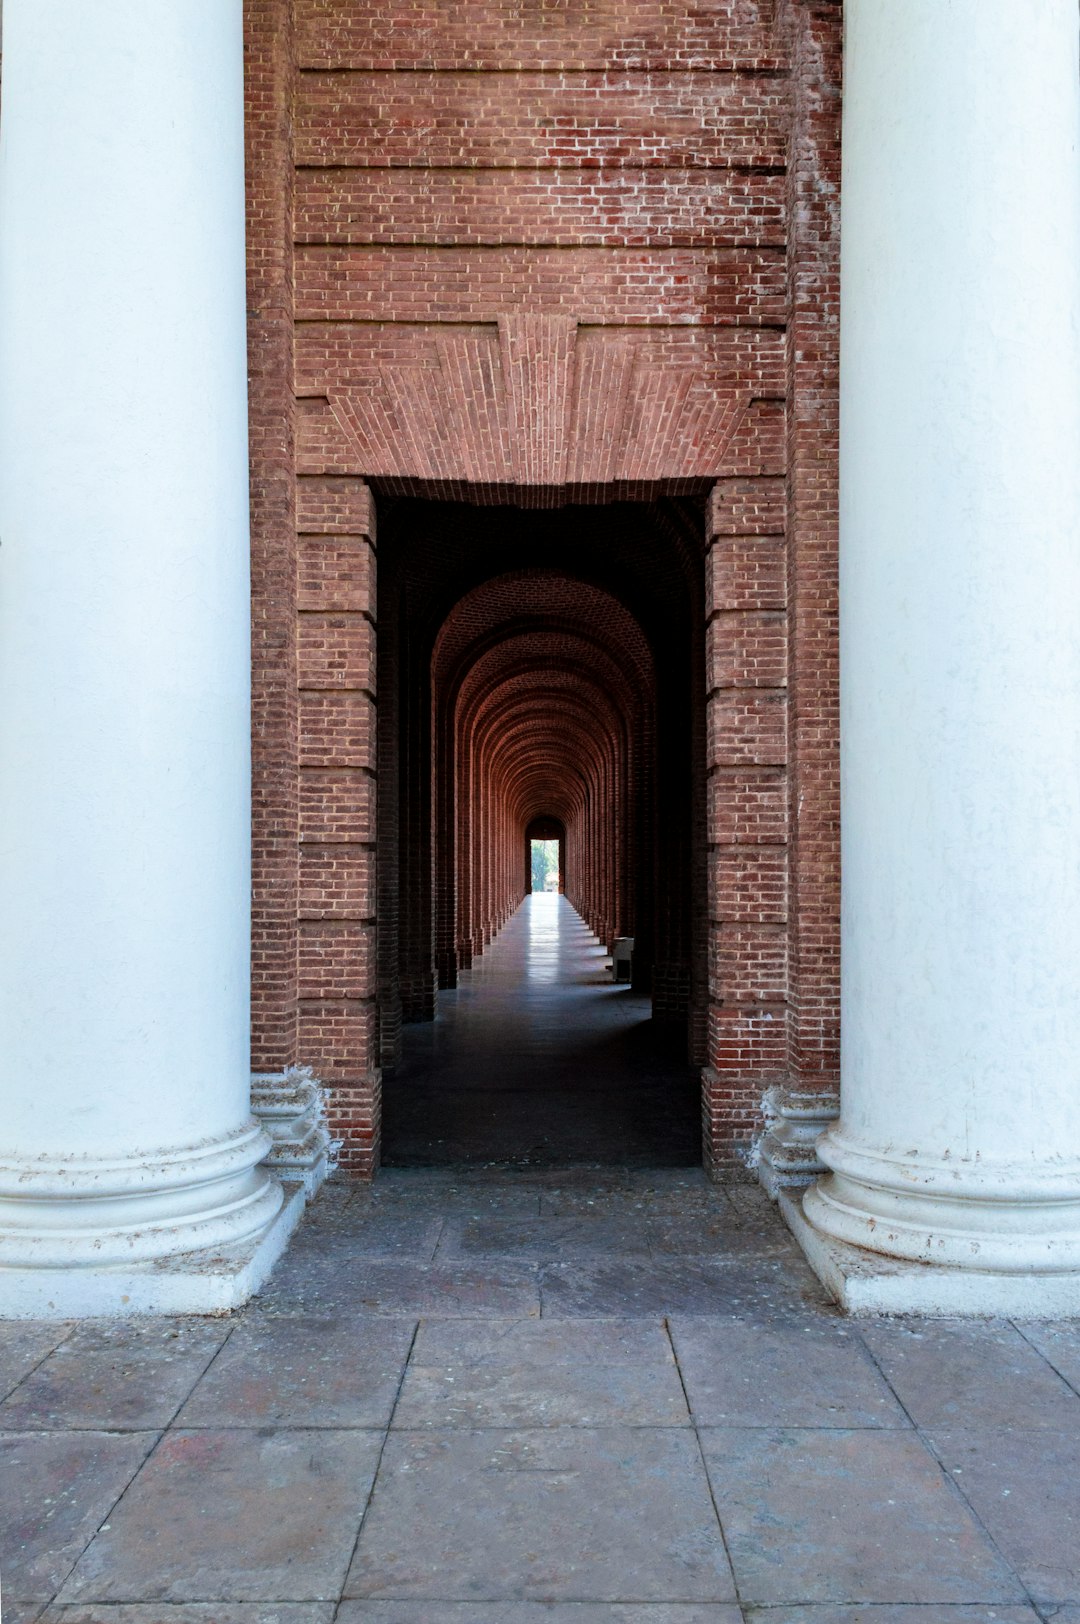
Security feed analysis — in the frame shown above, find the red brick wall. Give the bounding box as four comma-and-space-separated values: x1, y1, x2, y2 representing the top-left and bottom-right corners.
290, 0, 789, 497
245, 0, 300, 1074
702, 2, 841, 1166
782, 0, 841, 1107
243, 0, 842, 1175
295, 477, 379, 1172
703, 476, 791, 1156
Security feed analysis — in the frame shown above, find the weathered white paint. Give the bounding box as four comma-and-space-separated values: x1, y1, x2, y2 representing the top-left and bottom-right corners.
799, 0, 1080, 1306
251, 1069, 334, 1198
785, 1195, 1080, 1319
0, 0, 290, 1309
757, 1086, 839, 1200
5, 1187, 309, 1321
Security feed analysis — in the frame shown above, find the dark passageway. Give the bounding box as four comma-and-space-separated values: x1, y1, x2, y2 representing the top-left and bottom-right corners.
376, 496, 707, 1169
382, 893, 701, 1167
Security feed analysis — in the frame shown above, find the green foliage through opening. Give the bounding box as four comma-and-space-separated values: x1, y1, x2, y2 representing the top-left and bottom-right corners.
530, 838, 560, 893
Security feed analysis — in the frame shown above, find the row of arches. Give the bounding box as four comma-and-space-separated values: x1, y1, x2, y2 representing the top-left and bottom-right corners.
432, 570, 654, 985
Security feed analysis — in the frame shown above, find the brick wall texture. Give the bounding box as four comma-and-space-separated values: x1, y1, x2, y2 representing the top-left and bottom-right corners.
244, 0, 841, 1175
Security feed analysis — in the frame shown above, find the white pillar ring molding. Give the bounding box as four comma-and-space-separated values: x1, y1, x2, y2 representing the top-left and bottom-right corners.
805, 1134, 1080, 1274
0, 1126, 284, 1270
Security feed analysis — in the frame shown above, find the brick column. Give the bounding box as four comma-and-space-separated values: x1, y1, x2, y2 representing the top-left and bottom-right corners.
245, 0, 300, 1079
702, 479, 790, 1174
759, 0, 842, 1194
296, 478, 380, 1175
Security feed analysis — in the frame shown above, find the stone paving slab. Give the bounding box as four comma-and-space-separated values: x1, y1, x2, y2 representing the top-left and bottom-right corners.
6, 1173, 1080, 1621
669, 1318, 908, 1429
645, 1214, 813, 1259
393, 1318, 690, 1428
930, 1421, 1080, 1607
0, 1322, 72, 1402
438, 1209, 796, 1261
336, 1607, 743, 1621
698, 1426, 1026, 1606
858, 1318, 1080, 1429
40, 1609, 336, 1623
485, 1168, 637, 1189
344, 1426, 736, 1602
0, 1321, 230, 1432
1017, 1319, 1080, 1395
2, 1599, 42, 1624
383, 1167, 634, 1192
540, 1257, 829, 1319
274, 1184, 367, 1239
410, 1317, 679, 1366
438, 1215, 656, 1259
722, 1187, 776, 1218
347, 1213, 446, 1259
370, 1183, 544, 1217
253, 1258, 541, 1318
58, 1429, 383, 1605
384, 1092, 701, 1167
176, 1315, 416, 1429
741, 1609, 1041, 1622
0, 1430, 155, 1620
538, 1187, 738, 1219
625, 1170, 728, 1191
271, 1211, 444, 1264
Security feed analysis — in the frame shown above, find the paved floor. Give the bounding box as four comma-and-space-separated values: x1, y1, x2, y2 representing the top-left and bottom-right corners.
3, 1169, 1080, 1622
382, 893, 701, 1167
5, 904, 1079, 1620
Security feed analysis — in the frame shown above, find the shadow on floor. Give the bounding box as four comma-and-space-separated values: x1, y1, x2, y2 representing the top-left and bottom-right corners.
383, 894, 701, 1168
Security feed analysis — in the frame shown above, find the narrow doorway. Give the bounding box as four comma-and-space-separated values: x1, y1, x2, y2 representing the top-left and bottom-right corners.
527, 815, 564, 895
377, 496, 707, 1170
530, 840, 559, 893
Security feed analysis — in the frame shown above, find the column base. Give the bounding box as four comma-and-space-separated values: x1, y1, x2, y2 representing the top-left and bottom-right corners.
251, 1067, 332, 1198
0, 1123, 285, 1269
805, 1129, 1080, 1272
757, 1085, 840, 1199
0, 1179, 305, 1319
781, 1191, 1080, 1317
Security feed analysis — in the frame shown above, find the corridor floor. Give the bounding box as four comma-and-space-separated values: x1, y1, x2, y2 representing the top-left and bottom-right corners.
2, 1169, 1079, 1622
383, 893, 701, 1167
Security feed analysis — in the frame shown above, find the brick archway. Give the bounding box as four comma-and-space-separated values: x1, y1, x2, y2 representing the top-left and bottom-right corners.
244, 0, 841, 1181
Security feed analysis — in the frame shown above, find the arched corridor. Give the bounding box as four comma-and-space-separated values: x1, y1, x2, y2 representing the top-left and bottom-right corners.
377, 496, 708, 1166
383, 892, 701, 1166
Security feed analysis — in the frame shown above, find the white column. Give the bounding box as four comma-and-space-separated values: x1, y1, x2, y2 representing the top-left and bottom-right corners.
794, 0, 1080, 1313
0, 2, 294, 1314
